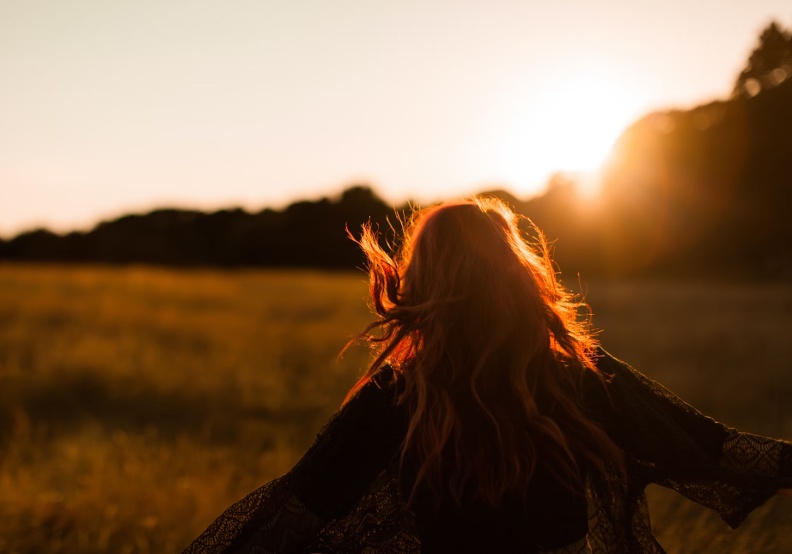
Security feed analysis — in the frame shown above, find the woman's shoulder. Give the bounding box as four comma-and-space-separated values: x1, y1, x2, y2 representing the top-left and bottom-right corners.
592, 347, 632, 377
584, 347, 669, 416
371, 363, 399, 389
345, 364, 405, 422
588, 347, 654, 397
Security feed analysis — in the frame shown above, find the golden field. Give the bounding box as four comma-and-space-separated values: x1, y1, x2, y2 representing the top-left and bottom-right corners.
0, 264, 790, 553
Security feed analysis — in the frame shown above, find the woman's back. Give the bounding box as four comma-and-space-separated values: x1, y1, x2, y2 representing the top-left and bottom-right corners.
286, 365, 589, 553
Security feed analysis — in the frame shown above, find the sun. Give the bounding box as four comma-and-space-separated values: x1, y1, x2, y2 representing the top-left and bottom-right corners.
492, 65, 644, 199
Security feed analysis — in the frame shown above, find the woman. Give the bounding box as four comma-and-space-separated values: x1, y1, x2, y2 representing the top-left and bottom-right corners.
183, 197, 791, 553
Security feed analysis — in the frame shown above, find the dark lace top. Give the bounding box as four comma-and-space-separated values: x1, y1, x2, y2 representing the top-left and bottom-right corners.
182, 350, 792, 553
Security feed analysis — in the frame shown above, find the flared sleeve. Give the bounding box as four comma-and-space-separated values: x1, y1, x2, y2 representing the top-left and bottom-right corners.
181, 368, 419, 553
589, 350, 792, 530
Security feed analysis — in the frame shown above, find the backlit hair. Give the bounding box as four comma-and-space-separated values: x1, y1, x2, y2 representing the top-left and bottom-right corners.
345, 196, 622, 507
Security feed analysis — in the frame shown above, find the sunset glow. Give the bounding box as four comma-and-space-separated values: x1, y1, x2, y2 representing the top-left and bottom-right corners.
492, 66, 644, 199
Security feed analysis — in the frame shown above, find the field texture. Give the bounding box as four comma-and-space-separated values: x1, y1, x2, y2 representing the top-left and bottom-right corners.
0, 264, 790, 553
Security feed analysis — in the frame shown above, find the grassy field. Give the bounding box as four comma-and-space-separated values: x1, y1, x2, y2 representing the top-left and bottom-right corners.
0, 264, 790, 553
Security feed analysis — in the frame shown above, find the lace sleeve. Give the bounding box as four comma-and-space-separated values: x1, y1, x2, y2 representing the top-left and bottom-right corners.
181, 369, 408, 553
181, 475, 324, 554
720, 430, 792, 479
592, 350, 792, 528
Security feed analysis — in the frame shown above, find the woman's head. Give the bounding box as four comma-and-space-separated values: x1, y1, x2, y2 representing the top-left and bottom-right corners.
400, 200, 524, 305
401, 201, 538, 318
348, 196, 619, 506
358, 197, 592, 375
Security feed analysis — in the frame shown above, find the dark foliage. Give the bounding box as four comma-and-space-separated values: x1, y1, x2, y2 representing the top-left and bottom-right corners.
1, 186, 401, 269
597, 75, 792, 277
734, 21, 792, 97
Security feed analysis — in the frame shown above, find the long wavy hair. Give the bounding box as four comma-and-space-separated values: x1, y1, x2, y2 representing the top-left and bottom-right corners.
345, 197, 622, 507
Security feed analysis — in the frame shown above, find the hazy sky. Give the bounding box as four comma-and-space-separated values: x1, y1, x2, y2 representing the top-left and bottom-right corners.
1, 1, 789, 236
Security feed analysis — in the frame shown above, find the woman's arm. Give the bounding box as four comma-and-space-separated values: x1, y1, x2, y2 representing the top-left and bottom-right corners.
182, 368, 408, 553
592, 349, 792, 527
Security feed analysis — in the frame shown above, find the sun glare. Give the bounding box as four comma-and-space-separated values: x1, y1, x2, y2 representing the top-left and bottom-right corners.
493, 66, 643, 199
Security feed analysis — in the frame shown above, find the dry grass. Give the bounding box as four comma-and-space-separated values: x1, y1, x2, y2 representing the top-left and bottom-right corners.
0, 264, 790, 553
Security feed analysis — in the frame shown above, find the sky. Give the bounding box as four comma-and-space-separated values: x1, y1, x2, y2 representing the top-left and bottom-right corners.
1, 0, 789, 237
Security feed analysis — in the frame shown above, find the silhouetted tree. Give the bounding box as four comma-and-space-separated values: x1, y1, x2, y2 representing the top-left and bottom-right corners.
4, 229, 64, 260
734, 21, 792, 97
